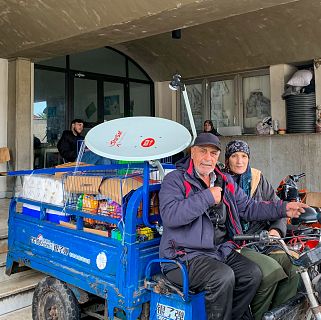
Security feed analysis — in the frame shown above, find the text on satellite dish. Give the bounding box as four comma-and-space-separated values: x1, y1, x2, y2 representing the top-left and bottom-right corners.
109, 130, 123, 147
141, 138, 155, 148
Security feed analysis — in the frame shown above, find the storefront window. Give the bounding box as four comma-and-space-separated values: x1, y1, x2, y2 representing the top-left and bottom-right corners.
180, 83, 203, 132
37, 56, 66, 68
210, 80, 236, 128
128, 61, 149, 80
129, 82, 151, 116
243, 74, 271, 132
104, 82, 124, 120
181, 70, 270, 134
70, 48, 126, 77
73, 78, 98, 124
33, 69, 66, 168
35, 47, 153, 167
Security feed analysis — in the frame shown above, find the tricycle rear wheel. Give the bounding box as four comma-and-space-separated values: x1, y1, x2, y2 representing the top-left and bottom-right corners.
32, 276, 80, 320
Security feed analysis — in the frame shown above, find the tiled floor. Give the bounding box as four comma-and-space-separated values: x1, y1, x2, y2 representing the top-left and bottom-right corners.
0, 306, 32, 320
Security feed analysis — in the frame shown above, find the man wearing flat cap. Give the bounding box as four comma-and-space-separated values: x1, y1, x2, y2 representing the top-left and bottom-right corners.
159, 133, 307, 320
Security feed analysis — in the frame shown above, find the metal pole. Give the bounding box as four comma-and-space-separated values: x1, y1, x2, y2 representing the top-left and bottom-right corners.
182, 85, 197, 145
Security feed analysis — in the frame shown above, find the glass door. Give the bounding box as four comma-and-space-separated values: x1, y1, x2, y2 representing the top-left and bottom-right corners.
103, 82, 125, 121
73, 77, 98, 131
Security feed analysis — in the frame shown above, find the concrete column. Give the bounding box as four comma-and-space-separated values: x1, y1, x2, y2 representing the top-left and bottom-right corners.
314, 59, 321, 111
154, 81, 176, 120
270, 64, 297, 130
7, 58, 32, 171
0, 59, 8, 198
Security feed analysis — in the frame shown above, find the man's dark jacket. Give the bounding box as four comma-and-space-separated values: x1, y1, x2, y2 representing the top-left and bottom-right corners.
57, 130, 84, 162
159, 157, 287, 262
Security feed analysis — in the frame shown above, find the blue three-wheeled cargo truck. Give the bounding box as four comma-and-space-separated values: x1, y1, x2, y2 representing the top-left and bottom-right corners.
5, 161, 206, 320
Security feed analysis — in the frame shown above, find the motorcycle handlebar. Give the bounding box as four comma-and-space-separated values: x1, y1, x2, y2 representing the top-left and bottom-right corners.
233, 230, 269, 242
289, 172, 305, 182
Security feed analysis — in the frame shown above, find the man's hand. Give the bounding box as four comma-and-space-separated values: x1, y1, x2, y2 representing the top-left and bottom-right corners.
286, 202, 308, 218
209, 186, 222, 204
268, 229, 281, 238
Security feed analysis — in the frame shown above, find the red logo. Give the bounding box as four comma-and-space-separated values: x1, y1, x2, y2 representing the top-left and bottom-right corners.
141, 138, 155, 148
109, 130, 123, 147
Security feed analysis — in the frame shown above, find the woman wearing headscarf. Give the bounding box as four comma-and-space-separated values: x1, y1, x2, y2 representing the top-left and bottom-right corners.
203, 119, 221, 136
224, 140, 299, 320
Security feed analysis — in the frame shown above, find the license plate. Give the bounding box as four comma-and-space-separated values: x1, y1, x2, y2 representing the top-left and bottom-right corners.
156, 303, 185, 320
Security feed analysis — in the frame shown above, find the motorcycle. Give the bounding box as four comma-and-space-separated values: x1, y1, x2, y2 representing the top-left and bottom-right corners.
248, 172, 321, 319
146, 173, 321, 320
276, 172, 307, 203
276, 172, 321, 238
234, 228, 321, 320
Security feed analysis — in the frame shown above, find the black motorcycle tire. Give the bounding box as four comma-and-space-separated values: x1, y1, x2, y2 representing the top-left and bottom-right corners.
32, 276, 80, 320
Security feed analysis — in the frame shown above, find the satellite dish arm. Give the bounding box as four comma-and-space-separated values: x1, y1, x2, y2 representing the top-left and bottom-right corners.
181, 84, 197, 145
149, 160, 165, 180
169, 73, 197, 145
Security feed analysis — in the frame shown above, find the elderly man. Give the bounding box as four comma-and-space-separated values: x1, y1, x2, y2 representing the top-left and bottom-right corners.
159, 133, 307, 320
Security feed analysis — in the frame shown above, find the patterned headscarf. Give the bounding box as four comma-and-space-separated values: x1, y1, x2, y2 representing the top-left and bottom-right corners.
225, 140, 251, 232
225, 140, 251, 197
225, 140, 250, 160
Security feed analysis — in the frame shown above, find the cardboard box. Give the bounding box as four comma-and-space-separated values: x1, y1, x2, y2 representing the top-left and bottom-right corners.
55, 162, 91, 178
64, 175, 103, 194
305, 192, 321, 208
100, 177, 143, 204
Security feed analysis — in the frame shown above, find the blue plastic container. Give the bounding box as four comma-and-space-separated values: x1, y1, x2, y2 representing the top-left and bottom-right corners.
47, 209, 71, 223
22, 204, 41, 218
22, 205, 70, 223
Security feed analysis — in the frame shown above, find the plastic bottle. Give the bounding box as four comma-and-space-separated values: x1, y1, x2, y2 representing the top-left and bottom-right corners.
76, 194, 84, 210
273, 120, 279, 132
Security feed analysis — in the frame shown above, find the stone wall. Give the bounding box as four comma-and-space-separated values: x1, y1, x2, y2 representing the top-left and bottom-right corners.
218, 133, 321, 192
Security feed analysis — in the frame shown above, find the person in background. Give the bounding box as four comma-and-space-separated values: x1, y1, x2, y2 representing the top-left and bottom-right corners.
33, 135, 42, 168
204, 119, 221, 136
33, 135, 41, 149
224, 140, 300, 320
57, 119, 84, 162
57, 119, 112, 165
159, 133, 307, 320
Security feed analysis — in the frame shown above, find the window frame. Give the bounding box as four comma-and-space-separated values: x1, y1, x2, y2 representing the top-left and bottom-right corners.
207, 74, 239, 128
177, 78, 207, 133
35, 46, 154, 129
238, 68, 270, 134
181, 68, 270, 134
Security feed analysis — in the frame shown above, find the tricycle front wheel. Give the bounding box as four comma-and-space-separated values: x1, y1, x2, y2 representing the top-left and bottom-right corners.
32, 276, 80, 320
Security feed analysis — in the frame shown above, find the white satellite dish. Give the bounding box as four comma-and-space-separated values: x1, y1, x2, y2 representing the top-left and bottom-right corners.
85, 116, 191, 161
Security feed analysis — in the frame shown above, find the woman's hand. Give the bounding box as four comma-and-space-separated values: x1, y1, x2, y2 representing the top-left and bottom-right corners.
285, 202, 308, 218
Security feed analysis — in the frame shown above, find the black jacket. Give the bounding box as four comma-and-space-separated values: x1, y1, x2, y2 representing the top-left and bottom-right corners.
204, 129, 221, 136
159, 157, 286, 262
57, 130, 84, 162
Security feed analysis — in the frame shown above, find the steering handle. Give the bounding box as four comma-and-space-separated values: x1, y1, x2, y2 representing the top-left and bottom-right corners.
233, 230, 269, 243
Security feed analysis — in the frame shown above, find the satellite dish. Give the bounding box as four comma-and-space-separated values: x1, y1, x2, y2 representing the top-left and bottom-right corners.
85, 116, 192, 161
